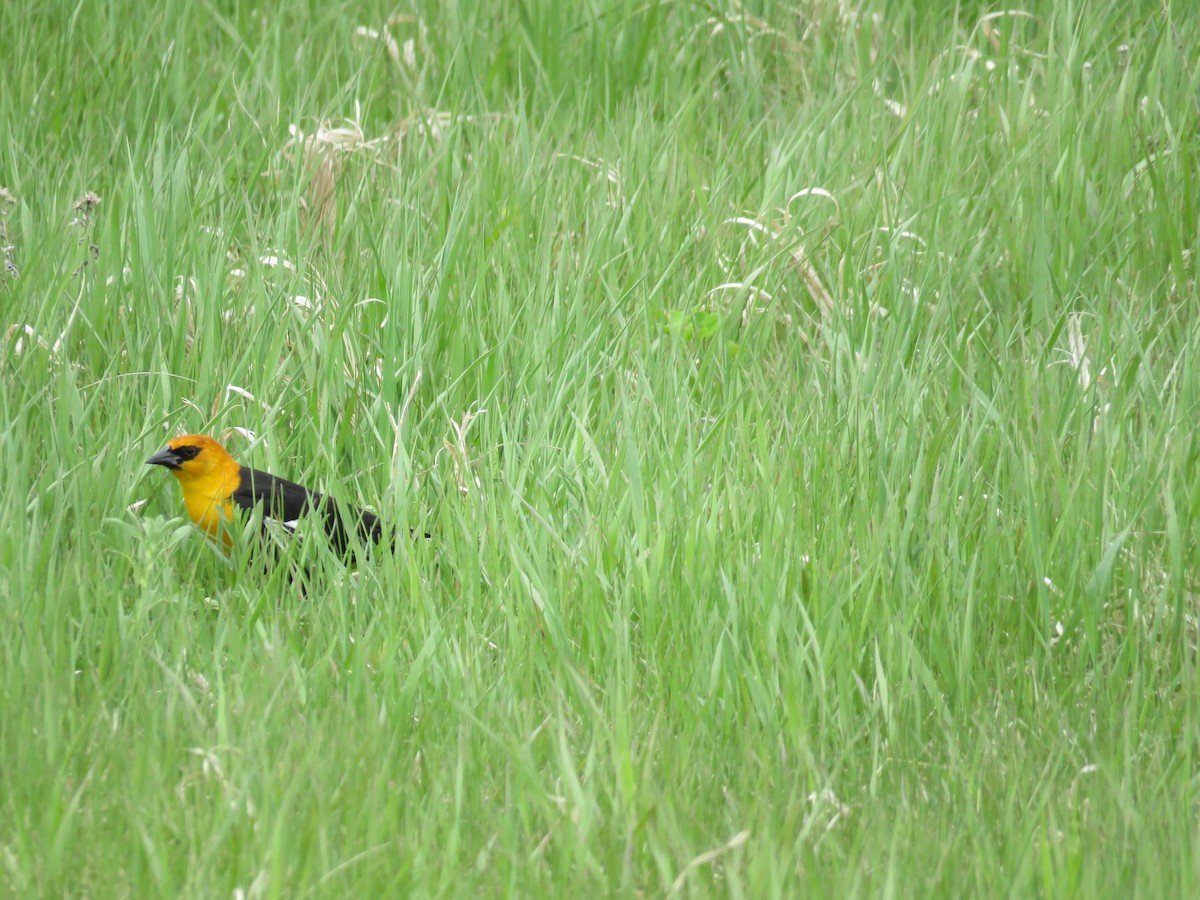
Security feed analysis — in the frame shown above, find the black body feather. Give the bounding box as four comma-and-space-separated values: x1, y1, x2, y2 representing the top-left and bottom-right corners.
232, 466, 383, 555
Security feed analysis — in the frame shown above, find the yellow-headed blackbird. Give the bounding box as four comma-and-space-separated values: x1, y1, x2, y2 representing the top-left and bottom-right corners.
146, 433, 391, 554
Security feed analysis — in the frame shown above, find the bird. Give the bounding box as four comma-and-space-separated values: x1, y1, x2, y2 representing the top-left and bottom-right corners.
145, 433, 393, 557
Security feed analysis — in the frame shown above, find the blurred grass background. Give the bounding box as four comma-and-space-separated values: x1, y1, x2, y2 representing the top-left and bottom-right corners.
1, 0, 1198, 895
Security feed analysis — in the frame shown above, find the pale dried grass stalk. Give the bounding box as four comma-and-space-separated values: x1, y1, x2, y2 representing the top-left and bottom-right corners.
70, 190, 101, 279
444, 407, 487, 497
353, 25, 402, 68
281, 112, 377, 244
555, 154, 625, 209
0, 186, 17, 280
978, 9, 1043, 54
687, 0, 795, 48
3, 323, 51, 358
668, 830, 750, 894
1064, 314, 1092, 392
722, 203, 836, 319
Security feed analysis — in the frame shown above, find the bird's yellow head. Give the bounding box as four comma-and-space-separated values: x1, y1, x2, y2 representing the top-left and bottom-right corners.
145, 433, 236, 482
146, 433, 242, 543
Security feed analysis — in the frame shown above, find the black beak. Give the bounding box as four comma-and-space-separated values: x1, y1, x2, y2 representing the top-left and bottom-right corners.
146, 446, 182, 470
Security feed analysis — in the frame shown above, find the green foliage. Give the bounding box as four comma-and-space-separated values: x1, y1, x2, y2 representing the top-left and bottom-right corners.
2, 0, 1199, 895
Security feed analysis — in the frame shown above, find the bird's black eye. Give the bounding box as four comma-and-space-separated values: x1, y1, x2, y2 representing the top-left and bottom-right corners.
174, 445, 201, 461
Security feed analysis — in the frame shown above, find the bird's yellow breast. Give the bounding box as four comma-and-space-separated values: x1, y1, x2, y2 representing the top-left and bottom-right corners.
175, 471, 238, 545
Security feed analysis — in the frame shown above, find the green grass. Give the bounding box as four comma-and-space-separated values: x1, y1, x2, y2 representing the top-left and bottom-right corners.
2, 0, 1199, 895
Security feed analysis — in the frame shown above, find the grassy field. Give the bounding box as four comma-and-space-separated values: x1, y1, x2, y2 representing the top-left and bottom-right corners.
2, 0, 1198, 895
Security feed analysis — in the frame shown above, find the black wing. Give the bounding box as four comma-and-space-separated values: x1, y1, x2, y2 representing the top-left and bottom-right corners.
232, 466, 383, 554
